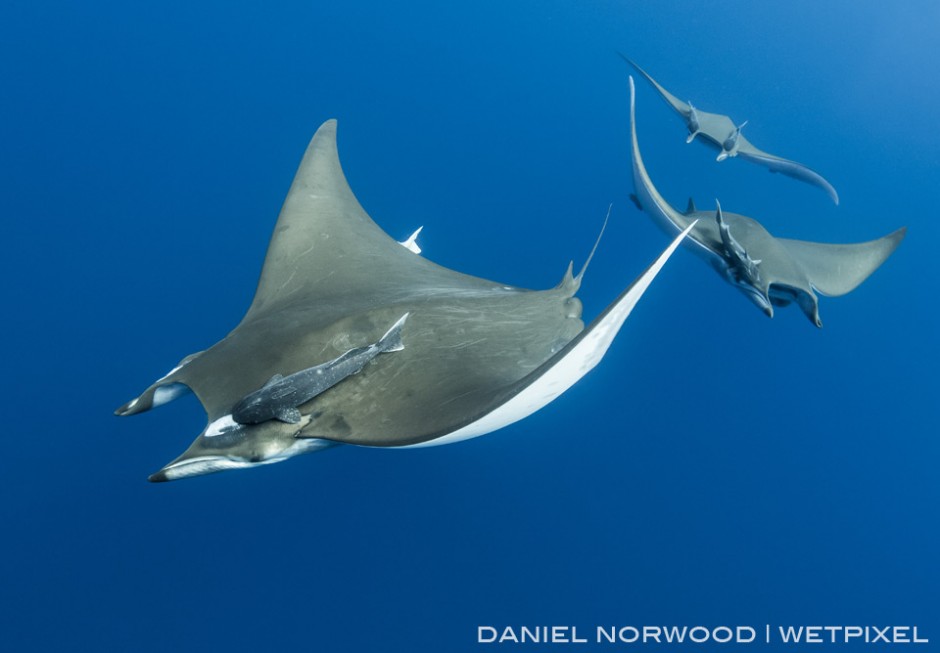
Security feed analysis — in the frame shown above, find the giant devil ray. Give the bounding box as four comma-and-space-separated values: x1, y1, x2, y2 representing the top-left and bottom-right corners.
628, 76, 905, 327
115, 119, 693, 481
623, 56, 840, 205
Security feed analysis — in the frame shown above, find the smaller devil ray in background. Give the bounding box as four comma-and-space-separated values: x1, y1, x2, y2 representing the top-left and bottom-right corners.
623, 55, 840, 205
628, 76, 905, 326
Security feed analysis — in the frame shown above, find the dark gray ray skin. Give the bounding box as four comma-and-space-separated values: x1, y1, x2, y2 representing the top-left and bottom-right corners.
231, 312, 409, 425
622, 55, 840, 205
115, 119, 685, 482
628, 76, 905, 327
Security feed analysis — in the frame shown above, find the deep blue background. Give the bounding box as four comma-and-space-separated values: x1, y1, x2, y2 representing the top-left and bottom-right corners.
2, 1, 937, 650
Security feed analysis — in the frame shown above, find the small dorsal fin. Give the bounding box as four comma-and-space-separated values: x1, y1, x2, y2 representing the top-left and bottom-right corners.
556, 261, 576, 291
398, 226, 423, 254
573, 204, 611, 287
685, 197, 697, 214
263, 374, 285, 389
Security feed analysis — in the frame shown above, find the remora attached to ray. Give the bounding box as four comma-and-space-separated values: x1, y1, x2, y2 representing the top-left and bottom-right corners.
623, 56, 840, 205
115, 119, 693, 481
627, 76, 905, 327
231, 312, 409, 426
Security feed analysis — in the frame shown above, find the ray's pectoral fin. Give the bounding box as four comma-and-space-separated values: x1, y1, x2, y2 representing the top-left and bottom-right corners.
618, 54, 692, 118
736, 147, 840, 205
114, 351, 204, 416
115, 382, 193, 416
777, 228, 906, 297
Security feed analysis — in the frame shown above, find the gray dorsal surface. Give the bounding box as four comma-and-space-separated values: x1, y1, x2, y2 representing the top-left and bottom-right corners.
230, 313, 409, 426
118, 121, 582, 434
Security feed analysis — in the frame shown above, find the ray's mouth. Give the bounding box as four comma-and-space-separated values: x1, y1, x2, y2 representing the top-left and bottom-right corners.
148, 438, 339, 482
149, 456, 256, 482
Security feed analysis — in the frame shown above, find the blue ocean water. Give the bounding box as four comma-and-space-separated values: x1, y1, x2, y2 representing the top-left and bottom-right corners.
2, 0, 938, 650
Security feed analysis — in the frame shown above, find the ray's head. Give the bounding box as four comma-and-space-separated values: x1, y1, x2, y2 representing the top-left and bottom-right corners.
760, 284, 823, 328
148, 416, 336, 482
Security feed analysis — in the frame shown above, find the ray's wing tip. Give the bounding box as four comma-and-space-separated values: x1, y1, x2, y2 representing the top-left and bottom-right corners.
820, 179, 839, 205
875, 225, 907, 252
740, 150, 841, 205
313, 118, 338, 139
886, 225, 908, 253
310, 118, 340, 144
617, 53, 644, 75
616, 51, 635, 67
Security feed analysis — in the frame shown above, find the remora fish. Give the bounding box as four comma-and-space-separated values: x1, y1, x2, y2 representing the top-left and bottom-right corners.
115, 119, 692, 482
231, 313, 409, 425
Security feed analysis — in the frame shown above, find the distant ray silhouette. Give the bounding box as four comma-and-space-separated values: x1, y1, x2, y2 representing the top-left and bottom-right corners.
628, 76, 904, 326
623, 55, 840, 204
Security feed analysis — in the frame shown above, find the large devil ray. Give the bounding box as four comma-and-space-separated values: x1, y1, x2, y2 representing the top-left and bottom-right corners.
623, 56, 840, 205
116, 119, 691, 481
628, 77, 904, 327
